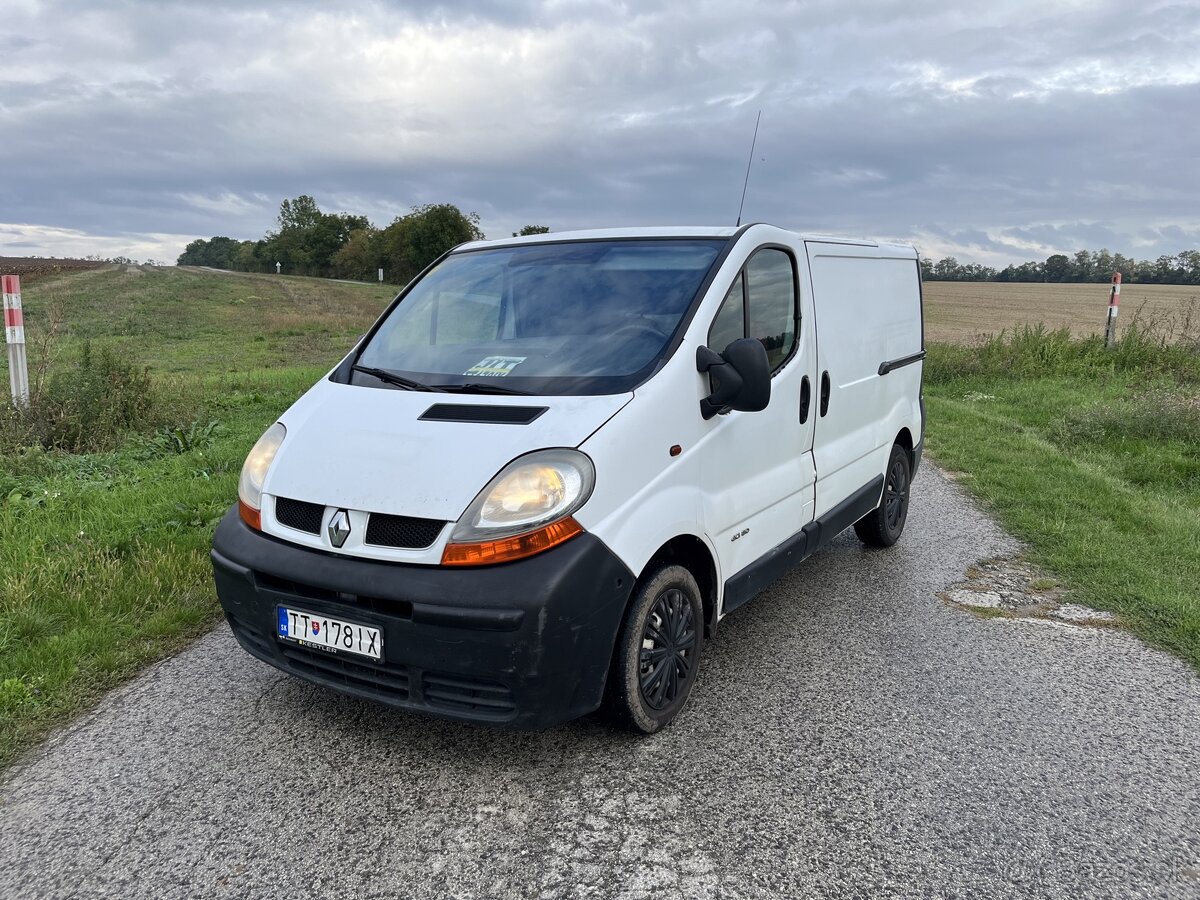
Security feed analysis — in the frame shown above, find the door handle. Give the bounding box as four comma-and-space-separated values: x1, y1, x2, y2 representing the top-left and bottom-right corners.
799, 375, 811, 423
819, 370, 831, 417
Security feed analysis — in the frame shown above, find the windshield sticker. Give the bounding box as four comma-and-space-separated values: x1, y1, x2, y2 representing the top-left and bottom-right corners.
463, 356, 527, 377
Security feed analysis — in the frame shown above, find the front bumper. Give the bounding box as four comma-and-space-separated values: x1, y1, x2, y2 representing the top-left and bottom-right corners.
211, 508, 634, 729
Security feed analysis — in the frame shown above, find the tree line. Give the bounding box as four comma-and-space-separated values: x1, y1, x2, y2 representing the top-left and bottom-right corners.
180, 199, 1199, 287
921, 249, 1200, 285
176, 195, 550, 285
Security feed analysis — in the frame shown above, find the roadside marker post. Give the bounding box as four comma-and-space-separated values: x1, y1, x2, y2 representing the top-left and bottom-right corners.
378, 268, 384, 283
3, 274, 30, 406
1105, 272, 1121, 348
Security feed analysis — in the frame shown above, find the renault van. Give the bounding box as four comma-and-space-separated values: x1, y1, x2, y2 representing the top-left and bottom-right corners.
211, 224, 925, 733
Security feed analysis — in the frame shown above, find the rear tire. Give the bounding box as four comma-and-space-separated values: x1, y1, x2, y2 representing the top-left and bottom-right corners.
854, 443, 912, 548
604, 564, 704, 734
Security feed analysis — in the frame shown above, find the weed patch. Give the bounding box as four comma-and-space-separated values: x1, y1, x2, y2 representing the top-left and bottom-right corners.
0, 342, 202, 454
927, 325, 1200, 384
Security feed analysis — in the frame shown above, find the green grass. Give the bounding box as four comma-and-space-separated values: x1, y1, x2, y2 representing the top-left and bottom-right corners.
925, 328, 1200, 672
14, 264, 396, 374
1, 266, 393, 770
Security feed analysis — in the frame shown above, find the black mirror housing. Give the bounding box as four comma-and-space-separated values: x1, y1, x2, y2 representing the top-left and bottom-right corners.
697, 338, 771, 419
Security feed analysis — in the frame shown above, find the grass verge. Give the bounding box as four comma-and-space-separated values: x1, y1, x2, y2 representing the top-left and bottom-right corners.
0, 265, 394, 772
924, 327, 1200, 672
0, 370, 325, 770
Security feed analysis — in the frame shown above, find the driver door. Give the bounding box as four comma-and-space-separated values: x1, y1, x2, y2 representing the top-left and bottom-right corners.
699, 245, 817, 609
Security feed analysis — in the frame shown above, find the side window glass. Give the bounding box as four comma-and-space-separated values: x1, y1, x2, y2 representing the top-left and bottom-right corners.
745, 249, 796, 371
708, 272, 744, 353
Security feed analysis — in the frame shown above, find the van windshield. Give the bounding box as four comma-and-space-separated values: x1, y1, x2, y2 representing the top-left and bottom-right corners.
354, 239, 726, 395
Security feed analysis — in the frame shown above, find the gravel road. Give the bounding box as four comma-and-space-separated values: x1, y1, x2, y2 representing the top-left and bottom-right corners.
2, 465, 1198, 899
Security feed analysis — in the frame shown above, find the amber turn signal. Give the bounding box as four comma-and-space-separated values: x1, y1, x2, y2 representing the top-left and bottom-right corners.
238, 498, 262, 531
441, 516, 584, 566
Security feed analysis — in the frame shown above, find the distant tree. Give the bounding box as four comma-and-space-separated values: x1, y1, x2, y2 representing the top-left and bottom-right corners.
332, 227, 382, 281
277, 195, 323, 232
232, 239, 267, 273
1112, 253, 1136, 281
263, 196, 371, 277
1043, 254, 1072, 283
514, 225, 550, 236
933, 257, 962, 281
1177, 250, 1200, 284
1015, 261, 1043, 282
177, 239, 209, 266
379, 203, 485, 284
176, 236, 239, 268
1071, 250, 1093, 282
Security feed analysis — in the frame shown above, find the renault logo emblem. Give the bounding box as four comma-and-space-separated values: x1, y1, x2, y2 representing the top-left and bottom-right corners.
327, 509, 351, 548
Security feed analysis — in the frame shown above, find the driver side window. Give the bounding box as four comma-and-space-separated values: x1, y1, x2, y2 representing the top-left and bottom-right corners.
708, 273, 744, 354
707, 248, 798, 373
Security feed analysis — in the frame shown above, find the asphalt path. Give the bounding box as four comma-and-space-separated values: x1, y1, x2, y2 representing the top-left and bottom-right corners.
2, 466, 1198, 899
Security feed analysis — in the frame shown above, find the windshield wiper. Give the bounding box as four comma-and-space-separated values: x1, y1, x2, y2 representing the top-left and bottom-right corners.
437, 382, 533, 396
352, 365, 445, 392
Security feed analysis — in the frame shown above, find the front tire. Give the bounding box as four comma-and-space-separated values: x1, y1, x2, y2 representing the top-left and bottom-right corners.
604, 564, 704, 734
854, 443, 912, 548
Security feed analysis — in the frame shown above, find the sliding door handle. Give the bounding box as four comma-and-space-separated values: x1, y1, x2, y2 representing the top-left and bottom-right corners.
819, 370, 831, 417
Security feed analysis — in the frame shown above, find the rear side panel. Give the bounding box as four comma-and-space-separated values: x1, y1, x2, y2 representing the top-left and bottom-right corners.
805, 243, 923, 519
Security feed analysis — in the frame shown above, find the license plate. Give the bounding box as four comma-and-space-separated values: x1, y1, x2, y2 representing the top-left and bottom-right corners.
276, 607, 383, 660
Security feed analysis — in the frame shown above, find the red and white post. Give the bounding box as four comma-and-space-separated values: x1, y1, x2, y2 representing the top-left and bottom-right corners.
1104, 272, 1121, 348
3, 274, 30, 405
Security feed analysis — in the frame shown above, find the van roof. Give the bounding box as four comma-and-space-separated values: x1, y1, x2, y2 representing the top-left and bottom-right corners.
455, 225, 916, 257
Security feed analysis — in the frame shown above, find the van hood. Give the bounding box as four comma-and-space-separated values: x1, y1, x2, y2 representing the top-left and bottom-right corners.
262, 378, 632, 520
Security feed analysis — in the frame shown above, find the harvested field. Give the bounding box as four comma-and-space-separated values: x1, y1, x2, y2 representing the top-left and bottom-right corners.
0, 257, 107, 285
924, 281, 1200, 345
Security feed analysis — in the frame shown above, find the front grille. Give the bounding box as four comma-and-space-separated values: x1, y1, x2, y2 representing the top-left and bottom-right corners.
365, 513, 446, 549
275, 497, 324, 534
423, 672, 516, 716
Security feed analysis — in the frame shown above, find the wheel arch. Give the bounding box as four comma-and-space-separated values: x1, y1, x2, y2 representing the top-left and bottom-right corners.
895, 426, 915, 465
638, 534, 719, 637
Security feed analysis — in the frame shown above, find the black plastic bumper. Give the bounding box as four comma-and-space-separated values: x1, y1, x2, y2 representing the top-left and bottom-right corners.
211, 508, 634, 729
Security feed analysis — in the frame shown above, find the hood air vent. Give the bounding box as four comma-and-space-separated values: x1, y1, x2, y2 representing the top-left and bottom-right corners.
420, 404, 548, 425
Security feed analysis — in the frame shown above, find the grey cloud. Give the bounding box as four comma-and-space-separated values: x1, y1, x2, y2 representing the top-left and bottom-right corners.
1, 0, 1197, 264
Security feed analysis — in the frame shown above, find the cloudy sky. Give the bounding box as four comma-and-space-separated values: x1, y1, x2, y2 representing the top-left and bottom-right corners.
1, 0, 1197, 265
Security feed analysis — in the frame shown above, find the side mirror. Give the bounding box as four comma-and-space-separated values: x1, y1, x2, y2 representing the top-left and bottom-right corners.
696, 338, 771, 420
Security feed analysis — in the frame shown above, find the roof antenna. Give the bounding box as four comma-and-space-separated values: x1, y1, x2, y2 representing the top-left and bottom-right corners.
736, 110, 762, 227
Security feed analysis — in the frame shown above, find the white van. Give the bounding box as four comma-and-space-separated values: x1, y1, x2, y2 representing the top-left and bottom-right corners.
212, 225, 925, 733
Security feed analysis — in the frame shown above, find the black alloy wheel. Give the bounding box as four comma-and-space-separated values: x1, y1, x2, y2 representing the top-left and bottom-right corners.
853, 442, 912, 548
638, 588, 698, 710
605, 564, 705, 734
884, 452, 910, 532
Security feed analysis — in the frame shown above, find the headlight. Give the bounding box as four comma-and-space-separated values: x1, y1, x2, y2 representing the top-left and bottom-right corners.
237, 422, 286, 528
443, 449, 595, 565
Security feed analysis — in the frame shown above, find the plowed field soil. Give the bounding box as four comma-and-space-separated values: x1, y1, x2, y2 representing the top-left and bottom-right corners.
0, 257, 106, 285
